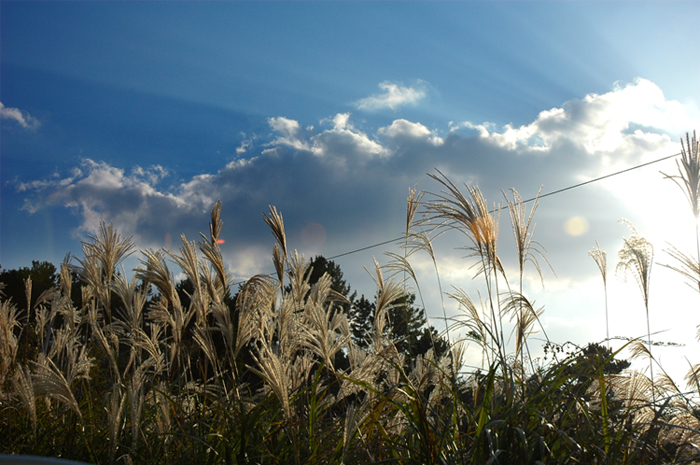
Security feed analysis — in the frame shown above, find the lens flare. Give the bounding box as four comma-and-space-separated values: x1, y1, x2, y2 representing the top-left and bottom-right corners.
216, 239, 225, 244
301, 222, 326, 249
564, 216, 589, 236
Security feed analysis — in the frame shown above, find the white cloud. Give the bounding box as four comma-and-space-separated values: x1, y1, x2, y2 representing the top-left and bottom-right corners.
267, 113, 389, 162
311, 113, 390, 161
20, 159, 190, 241
236, 133, 254, 154
267, 116, 310, 151
452, 78, 698, 156
356, 81, 426, 111
0, 102, 40, 129
379, 119, 444, 146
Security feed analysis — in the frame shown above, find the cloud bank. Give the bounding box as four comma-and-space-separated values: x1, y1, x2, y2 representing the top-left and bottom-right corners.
17, 79, 698, 286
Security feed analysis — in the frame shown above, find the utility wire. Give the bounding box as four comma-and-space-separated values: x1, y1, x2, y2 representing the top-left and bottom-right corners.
328, 150, 682, 261
522, 151, 681, 204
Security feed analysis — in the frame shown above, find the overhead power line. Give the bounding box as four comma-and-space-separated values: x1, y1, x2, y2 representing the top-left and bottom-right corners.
328, 150, 682, 261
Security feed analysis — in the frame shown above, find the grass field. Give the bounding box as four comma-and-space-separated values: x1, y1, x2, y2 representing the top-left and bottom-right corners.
2, 133, 700, 464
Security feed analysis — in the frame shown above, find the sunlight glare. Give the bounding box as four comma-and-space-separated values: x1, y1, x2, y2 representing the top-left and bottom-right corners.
564, 216, 590, 236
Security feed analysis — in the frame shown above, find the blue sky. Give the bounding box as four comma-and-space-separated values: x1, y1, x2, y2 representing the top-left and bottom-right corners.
2, 1, 700, 374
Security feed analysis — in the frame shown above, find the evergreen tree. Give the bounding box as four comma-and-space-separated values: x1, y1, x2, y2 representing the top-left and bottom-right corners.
0, 261, 59, 311
350, 292, 448, 358
350, 294, 374, 346
0, 261, 80, 363
306, 255, 355, 301
302, 256, 450, 359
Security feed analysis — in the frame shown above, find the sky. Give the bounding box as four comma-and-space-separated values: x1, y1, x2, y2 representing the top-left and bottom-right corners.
2, 1, 700, 379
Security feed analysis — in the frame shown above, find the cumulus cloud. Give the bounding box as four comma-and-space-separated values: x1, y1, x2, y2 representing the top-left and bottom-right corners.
450, 78, 697, 157
267, 116, 310, 151
20, 160, 191, 240
356, 81, 427, 111
266, 113, 389, 162
311, 113, 389, 161
379, 119, 444, 146
0, 102, 40, 129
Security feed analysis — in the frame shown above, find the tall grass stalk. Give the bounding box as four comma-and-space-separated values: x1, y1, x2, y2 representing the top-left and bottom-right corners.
662, 131, 700, 265
617, 219, 655, 401
422, 170, 507, 376
503, 186, 552, 381
589, 241, 609, 347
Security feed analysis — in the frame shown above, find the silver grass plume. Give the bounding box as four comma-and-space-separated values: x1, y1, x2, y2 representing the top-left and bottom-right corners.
24, 276, 32, 313
168, 236, 202, 301
199, 216, 231, 300
504, 187, 552, 378
301, 273, 351, 371
659, 412, 700, 460
0, 300, 21, 386
139, 248, 194, 376
34, 298, 52, 354
662, 244, 700, 293
183, 251, 213, 329
384, 185, 442, 363
209, 199, 223, 243
31, 356, 84, 420
616, 219, 655, 397
448, 287, 490, 363
504, 186, 552, 288
661, 131, 700, 260
368, 258, 405, 350
589, 241, 609, 346
87, 298, 121, 383
249, 341, 292, 420
607, 371, 655, 433
208, 300, 236, 367
264, 206, 287, 286
11, 365, 37, 431
192, 325, 222, 379
91, 221, 136, 281
77, 222, 135, 322
128, 324, 166, 376
451, 341, 467, 376
152, 381, 172, 440
338, 342, 383, 399
72, 251, 109, 311
424, 170, 506, 362
197, 265, 217, 312
424, 170, 503, 275
128, 357, 155, 450
342, 403, 360, 463
286, 251, 312, 312
274, 295, 304, 363
59, 258, 72, 300
148, 294, 194, 377
112, 271, 147, 372
402, 206, 453, 359
136, 249, 177, 305
238, 275, 277, 346
198, 239, 229, 299
502, 292, 546, 363
106, 384, 126, 461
